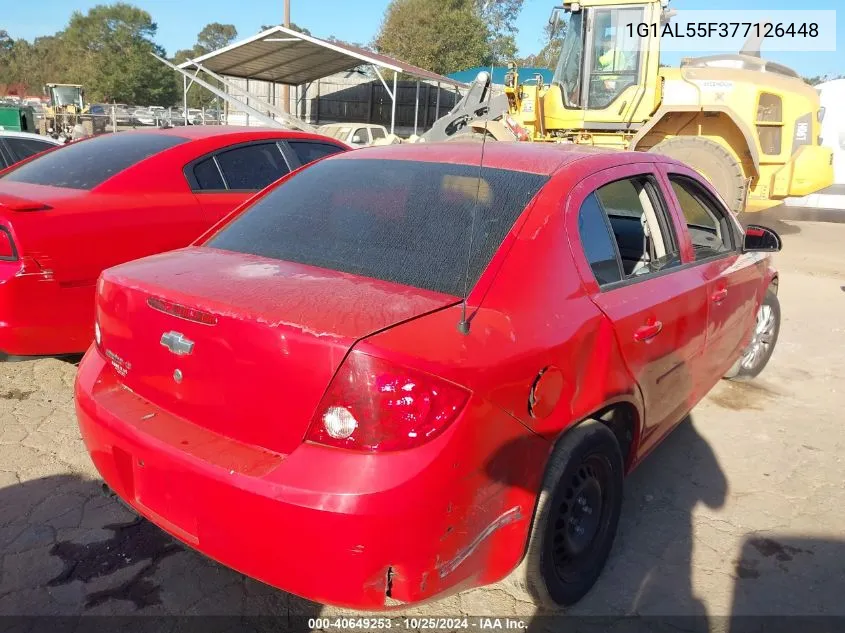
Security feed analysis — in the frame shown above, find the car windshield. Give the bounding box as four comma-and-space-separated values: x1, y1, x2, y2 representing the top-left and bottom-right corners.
1, 133, 188, 190
552, 10, 585, 107
51, 86, 82, 107
209, 158, 549, 296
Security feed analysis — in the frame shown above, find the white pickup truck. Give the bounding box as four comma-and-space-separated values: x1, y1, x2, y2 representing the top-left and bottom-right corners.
317, 123, 400, 148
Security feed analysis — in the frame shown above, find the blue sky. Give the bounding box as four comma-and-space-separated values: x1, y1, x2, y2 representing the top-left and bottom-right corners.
4, 0, 843, 77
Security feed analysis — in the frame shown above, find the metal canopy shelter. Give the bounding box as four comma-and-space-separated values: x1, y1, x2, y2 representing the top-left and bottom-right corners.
176, 26, 466, 134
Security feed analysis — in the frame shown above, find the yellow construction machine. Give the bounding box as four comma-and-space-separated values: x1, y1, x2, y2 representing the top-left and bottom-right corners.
424, 0, 833, 212
38, 83, 103, 140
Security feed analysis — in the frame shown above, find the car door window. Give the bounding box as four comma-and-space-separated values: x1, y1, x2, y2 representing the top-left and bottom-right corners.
578, 193, 623, 286
371, 127, 387, 141
192, 156, 227, 191
5, 137, 55, 163
669, 176, 735, 260
589, 176, 680, 282
287, 141, 345, 166
351, 128, 369, 145
215, 142, 290, 191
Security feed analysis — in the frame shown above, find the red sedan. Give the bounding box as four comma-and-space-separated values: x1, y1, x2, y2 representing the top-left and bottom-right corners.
75, 143, 782, 609
0, 126, 347, 358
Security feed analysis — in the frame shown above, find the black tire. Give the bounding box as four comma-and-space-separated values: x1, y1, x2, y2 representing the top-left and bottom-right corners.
506, 419, 624, 608
724, 290, 781, 381
649, 137, 747, 213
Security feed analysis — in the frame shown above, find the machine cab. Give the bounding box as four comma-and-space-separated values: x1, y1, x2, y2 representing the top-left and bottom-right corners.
544, 0, 665, 130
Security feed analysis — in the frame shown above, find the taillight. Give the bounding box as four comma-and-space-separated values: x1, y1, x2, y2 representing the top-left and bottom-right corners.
0, 227, 17, 260
306, 352, 470, 452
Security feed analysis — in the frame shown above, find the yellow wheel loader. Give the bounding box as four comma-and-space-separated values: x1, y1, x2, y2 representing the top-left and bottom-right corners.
38, 84, 104, 141
423, 0, 834, 212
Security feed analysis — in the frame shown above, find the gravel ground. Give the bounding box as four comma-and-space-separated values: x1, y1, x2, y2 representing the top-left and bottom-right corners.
1, 218, 843, 629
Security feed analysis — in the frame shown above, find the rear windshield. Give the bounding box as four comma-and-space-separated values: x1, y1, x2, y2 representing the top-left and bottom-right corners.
1, 133, 188, 190
208, 158, 548, 296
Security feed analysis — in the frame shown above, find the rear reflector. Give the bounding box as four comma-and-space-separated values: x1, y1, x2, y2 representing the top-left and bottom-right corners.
0, 227, 16, 260
147, 296, 218, 325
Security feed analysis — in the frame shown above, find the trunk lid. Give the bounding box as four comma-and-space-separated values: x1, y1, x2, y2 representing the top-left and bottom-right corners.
97, 247, 458, 455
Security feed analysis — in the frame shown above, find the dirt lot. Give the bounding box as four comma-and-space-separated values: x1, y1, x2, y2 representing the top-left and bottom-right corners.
1, 217, 843, 627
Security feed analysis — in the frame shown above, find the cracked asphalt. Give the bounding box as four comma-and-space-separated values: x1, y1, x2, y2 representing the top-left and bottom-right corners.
1, 219, 843, 626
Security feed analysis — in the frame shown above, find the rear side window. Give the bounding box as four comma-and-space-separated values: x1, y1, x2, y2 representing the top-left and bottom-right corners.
209, 158, 548, 296
288, 141, 345, 166
193, 157, 226, 191
371, 128, 387, 140
1, 133, 187, 190
5, 137, 56, 163
578, 193, 622, 286
669, 176, 735, 260
215, 143, 290, 190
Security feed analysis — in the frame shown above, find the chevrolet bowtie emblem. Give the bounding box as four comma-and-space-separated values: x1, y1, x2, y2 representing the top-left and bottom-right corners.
160, 331, 194, 356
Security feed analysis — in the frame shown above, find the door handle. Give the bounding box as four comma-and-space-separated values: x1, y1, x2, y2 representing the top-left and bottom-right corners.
711, 288, 729, 303
634, 321, 663, 342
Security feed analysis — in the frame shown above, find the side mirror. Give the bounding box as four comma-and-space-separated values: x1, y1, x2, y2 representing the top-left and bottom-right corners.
351, 135, 364, 144
743, 225, 782, 253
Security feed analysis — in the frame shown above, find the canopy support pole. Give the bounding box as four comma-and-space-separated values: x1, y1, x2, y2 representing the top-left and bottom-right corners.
414, 79, 420, 136
185, 60, 315, 131
391, 71, 398, 135
373, 65, 394, 99
153, 53, 289, 129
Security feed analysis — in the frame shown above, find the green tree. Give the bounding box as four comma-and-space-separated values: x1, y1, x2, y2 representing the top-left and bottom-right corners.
375, 0, 490, 75
172, 22, 238, 109
0, 30, 13, 54
198, 23, 238, 52
475, 0, 523, 64
517, 21, 563, 70
0, 5, 182, 105
802, 73, 845, 86
60, 3, 179, 104
260, 23, 311, 36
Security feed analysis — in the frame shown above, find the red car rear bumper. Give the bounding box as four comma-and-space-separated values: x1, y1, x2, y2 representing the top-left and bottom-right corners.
75, 348, 546, 609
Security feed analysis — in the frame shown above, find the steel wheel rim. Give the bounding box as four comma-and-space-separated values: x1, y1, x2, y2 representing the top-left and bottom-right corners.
741, 304, 776, 371
550, 454, 613, 581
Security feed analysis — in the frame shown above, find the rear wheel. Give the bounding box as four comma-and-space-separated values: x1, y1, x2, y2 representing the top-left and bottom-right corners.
724, 291, 780, 380
506, 419, 624, 608
649, 137, 747, 213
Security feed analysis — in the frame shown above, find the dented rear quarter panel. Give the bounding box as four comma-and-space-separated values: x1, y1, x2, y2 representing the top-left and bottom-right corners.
357, 159, 645, 599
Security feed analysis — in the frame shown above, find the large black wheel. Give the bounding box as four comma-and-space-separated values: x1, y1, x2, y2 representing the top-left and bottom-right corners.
649, 136, 747, 213
507, 419, 624, 608
724, 290, 781, 381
